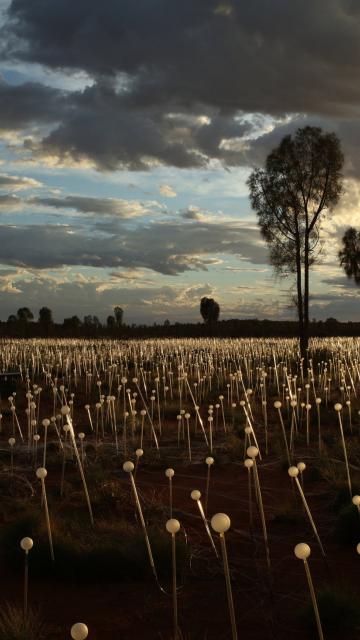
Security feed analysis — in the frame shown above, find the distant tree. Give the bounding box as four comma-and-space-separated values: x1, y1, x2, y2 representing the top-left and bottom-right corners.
63, 315, 82, 334
7, 314, 17, 323
339, 227, 360, 284
39, 307, 53, 325
248, 126, 343, 362
114, 306, 124, 327
107, 315, 116, 328
17, 307, 34, 322
164, 319, 171, 326
200, 297, 220, 325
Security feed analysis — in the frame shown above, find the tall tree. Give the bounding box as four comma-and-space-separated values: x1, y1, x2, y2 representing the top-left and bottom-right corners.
200, 297, 220, 325
339, 227, 360, 284
247, 126, 343, 362
114, 306, 124, 327
39, 307, 53, 325
17, 307, 34, 322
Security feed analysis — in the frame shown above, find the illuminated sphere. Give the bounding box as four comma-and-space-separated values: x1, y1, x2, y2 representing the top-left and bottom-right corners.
135, 448, 144, 458
122, 461, 134, 473
36, 467, 47, 480
166, 518, 180, 534
42, 419, 50, 428
297, 462, 306, 472
165, 468, 174, 478
20, 537, 33, 552
191, 489, 201, 501
71, 623, 89, 640
288, 466, 299, 478
211, 513, 231, 534
294, 543, 311, 560
334, 403, 342, 412
61, 405, 70, 415
244, 458, 254, 469
247, 446, 259, 459
8, 437, 15, 447
205, 456, 214, 466
274, 401, 282, 409
78, 432, 85, 440
352, 495, 360, 506
357, 543, 360, 555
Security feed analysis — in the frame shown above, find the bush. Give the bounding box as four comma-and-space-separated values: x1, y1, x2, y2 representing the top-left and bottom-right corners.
0, 603, 55, 640
334, 503, 360, 545
0, 510, 187, 583
300, 585, 360, 637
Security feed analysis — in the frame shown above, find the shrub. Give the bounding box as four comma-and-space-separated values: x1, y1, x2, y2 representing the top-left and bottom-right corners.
300, 585, 360, 637
0, 511, 187, 583
0, 603, 55, 640
334, 503, 360, 545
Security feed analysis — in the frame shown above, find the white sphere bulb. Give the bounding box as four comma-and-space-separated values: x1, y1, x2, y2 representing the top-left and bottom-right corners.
288, 466, 299, 478
297, 462, 306, 472
294, 542, 311, 560
135, 448, 144, 458
20, 537, 33, 552
8, 437, 15, 447
191, 489, 201, 501
274, 401, 282, 409
36, 467, 47, 479
357, 542, 360, 555
352, 495, 360, 506
61, 405, 70, 415
247, 445, 259, 459
244, 458, 254, 469
123, 461, 134, 473
211, 512, 231, 533
165, 468, 174, 478
166, 518, 180, 534
334, 403, 342, 412
71, 623, 89, 640
205, 456, 214, 466
42, 419, 50, 427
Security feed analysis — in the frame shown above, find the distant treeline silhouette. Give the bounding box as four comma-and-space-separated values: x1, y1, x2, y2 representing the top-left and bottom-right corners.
0, 308, 359, 338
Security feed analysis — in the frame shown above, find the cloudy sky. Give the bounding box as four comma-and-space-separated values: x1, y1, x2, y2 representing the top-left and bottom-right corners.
0, 0, 360, 324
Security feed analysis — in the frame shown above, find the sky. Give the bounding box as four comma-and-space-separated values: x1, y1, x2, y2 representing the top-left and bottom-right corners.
0, 0, 360, 324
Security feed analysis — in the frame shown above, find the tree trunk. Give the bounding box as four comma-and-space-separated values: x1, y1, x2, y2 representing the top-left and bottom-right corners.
302, 232, 310, 368
295, 239, 307, 365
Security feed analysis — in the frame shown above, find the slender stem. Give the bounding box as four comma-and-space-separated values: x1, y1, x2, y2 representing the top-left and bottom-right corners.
172, 534, 178, 640
220, 534, 238, 640
304, 559, 324, 640
24, 553, 29, 615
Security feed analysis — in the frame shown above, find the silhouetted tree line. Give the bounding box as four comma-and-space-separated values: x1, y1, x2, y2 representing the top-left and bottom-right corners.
1, 306, 360, 338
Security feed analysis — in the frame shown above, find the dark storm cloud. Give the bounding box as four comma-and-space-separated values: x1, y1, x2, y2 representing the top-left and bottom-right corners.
0, 77, 67, 129
1, 1, 360, 171
0, 220, 267, 272
29, 195, 160, 218
24, 84, 252, 170
3, 0, 360, 116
